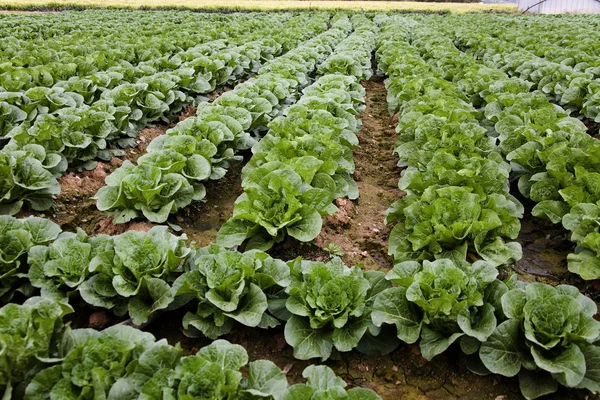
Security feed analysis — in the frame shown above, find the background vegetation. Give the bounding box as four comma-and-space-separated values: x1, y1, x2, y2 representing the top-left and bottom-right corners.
0, 0, 518, 13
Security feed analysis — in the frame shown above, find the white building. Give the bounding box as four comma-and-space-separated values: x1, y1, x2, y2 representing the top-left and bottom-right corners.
518, 0, 600, 13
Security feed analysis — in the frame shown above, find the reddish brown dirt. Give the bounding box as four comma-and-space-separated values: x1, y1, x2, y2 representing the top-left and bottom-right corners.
314, 79, 402, 271
88, 311, 111, 330
177, 162, 245, 248
58, 157, 122, 200
124, 124, 170, 163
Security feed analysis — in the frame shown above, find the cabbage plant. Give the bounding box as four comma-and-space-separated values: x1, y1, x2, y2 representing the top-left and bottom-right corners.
281, 365, 381, 400
217, 162, 334, 251
243, 134, 358, 201
163, 340, 286, 400
25, 325, 159, 400
0, 297, 71, 398
0, 100, 27, 138
372, 259, 503, 361
284, 257, 390, 360
28, 229, 111, 301
79, 226, 192, 324
562, 202, 600, 280
0, 216, 61, 303
386, 186, 523, 267
172, 244, 291, 339
479, 282, 600, 399
0, 148, 61, 215
95, 160, 204, 224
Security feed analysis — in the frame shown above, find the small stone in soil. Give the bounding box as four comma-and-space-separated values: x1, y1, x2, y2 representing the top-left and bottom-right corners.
89, 311, 110, 329
275, 335, 287, 351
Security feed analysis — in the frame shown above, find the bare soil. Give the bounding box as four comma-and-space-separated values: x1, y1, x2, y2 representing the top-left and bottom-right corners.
177, 161, 245, 248
314, 78, 402, 271
513, 204, 600, 303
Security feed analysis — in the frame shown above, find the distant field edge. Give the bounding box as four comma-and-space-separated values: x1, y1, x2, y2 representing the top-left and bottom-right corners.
0, 1, 518, 14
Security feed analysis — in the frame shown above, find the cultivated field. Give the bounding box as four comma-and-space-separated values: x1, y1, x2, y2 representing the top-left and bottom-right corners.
1, 9, 599, 400
0, 0, 517, 12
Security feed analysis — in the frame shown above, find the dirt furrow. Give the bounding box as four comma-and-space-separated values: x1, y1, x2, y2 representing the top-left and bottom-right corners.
314, 78, 402, 271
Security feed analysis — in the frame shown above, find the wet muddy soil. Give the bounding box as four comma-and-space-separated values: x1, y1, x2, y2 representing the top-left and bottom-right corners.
513, 203, 600, 303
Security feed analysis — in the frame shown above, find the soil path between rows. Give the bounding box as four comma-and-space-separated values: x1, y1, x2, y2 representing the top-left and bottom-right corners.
314, 78, 402, 270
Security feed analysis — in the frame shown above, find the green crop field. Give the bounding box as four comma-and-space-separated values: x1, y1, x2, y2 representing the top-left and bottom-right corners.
1, 9, 599, 400
0, 0, 518, 13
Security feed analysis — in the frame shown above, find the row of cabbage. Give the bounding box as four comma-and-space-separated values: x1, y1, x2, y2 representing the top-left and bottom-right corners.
0, 11, 281, 91
427, 15, 600, 124
0, 210, 393, 364
1, 211, 401, 399
93, 14, 350, 224
489, 15, 600, 75
0, 13, 331, 216
373, 15, 600, 399
0, 13, 277, 149
1, 12, 311, 146
1, 298, 381, 399
214, 14, 376, 251
379, 20, 523, 269
417, 17, 600, 281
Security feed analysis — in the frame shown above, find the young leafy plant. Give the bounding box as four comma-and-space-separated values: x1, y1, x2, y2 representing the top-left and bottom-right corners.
94, 160, 205, 224
0, 297, 72, 399
0, 216, 61, 304
371, 259, 503, 361
28, 229, 111, 301
79, 226, 192, 324
324, 242, 345, 257
25, 325, 160, 400
242, 134, 358, 201
386, 186, 523, 267
172, 244, 291, 339
281, 365, 381, 400
0, 148, 61, 215
217, 162, 335, 251
479, 282, 600, 399
284, 257, 391, 360
164, 340, 287, 400
562, 203, 600, 280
